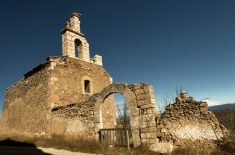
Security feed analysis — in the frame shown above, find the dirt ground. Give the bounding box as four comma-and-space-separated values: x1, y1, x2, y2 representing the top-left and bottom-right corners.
38, 147, 101, 155
0, 146, 101, 155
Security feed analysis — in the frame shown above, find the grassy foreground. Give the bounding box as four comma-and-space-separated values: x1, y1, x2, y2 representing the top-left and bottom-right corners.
0, 130, 234, 155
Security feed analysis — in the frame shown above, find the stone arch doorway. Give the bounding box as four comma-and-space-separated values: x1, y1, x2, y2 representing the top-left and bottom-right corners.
94, 83, 141, 147
49, 82, 157, 147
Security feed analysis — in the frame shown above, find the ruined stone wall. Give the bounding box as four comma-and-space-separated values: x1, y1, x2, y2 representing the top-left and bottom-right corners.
49, 94, 115, 138
2, 56, 116, 135
50, 95, 97, 138
2, 63, 50, 134
48, 56, 110, 104
128, 84, 159, 144
48, 56, 116, 128
50, 94, 116, 139
156, 93, 227, 146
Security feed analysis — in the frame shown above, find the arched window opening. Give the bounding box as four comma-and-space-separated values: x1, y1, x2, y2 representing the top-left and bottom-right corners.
74, 39, 82, 58
84, 80, 91, 93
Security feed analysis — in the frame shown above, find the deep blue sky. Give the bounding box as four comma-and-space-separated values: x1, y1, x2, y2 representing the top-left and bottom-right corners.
0, 0, 235, 111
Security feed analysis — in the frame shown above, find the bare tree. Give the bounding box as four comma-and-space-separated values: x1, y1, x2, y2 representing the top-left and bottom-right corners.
175, 85, 190, 96
159, 94, 174, 114
159, 85, 189, 114
116, 101, 130, 129
175, 85, 183, 96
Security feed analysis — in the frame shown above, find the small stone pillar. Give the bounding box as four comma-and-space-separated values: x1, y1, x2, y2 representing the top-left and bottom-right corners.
94, 55, 103, 66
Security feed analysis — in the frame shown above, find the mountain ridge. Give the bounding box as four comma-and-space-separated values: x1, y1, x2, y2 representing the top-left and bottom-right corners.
209, 103, 235, 110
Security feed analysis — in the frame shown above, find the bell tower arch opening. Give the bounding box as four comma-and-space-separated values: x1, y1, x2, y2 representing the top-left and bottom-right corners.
61, 12, 90, 62
60, 12, 103, 66
74, 39, 82, 58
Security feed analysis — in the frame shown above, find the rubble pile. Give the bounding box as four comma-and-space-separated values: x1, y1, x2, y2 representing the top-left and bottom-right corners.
156, 92, 227, 145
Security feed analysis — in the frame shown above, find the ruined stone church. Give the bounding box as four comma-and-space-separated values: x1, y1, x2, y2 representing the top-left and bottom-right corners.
2, 12, 118, 135
1, 12, 228, 148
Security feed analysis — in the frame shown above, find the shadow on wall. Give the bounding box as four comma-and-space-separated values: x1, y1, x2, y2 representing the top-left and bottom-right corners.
0, 138, 51, 155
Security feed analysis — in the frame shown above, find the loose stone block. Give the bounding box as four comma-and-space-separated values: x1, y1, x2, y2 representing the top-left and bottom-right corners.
140, 127, 157, 133
133, 84, 143, 90
200, 106, 208, 113
200, 102, 208, 107
141, 132, 157, 139
135, 89, 145, 94
149, 142, 173, 154
139, 104, 155, 109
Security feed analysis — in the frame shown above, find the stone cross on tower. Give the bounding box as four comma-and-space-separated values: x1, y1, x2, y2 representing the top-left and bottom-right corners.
61, 12, 90, 62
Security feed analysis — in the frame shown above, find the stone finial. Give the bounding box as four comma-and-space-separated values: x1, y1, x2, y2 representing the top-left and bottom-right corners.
69, 12, 81, 33
71, 12, 81, 18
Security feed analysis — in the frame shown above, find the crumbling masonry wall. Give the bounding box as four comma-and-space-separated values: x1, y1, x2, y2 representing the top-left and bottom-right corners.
50, 95, 98, 138
156, 93, 227, 146
2, 63, 51, 134
2, 56, 116, 135
48, 56, 116, 129
48, 56, 112, 105
127, 84, 159, 144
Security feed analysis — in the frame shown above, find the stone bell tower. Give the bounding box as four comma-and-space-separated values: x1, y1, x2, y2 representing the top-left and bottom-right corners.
61, 12, 90, 62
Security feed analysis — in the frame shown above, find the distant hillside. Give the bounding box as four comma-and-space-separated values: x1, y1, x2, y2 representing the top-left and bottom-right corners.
212, 108, 235, 132
209, 103, 235, 110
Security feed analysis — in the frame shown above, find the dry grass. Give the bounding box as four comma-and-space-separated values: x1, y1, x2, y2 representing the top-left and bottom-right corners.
217, 132, 235, 154
212, 109, 235, 132
0, 130, 129, 155
0, 128, 234, 155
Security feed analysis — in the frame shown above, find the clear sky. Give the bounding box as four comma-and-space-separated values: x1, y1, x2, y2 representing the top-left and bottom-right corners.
0, 0, 235, 111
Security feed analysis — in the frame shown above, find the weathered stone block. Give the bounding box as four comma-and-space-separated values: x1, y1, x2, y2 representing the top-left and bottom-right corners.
133, 84, 143, 90
134, 89, 145, 95
149, 138, 159, 144
139, 104, 155, 109
137, 100, 145, 106
149, 142, 173, 154
200, 102, 208, 107
140, 127, 157, 133
200, 106, 208, 113
141, 132, 156, 139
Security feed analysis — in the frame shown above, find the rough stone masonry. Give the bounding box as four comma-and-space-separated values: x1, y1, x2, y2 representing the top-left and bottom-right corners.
156, 92, 227, 146
0, 12, 228, 149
